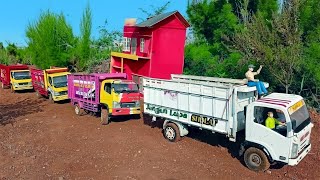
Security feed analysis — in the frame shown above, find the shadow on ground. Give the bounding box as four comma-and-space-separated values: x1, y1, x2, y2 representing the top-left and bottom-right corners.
0, 98, 44, 126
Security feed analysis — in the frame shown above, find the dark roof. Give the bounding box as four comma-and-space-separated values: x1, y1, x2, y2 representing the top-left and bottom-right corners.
136, 11, 190, 28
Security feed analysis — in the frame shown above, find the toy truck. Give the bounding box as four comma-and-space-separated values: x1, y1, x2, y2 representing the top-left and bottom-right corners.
0, 64, 33, 92
143, 74, 313, 172
30, 67, 70, 102
68, 73, 141, 125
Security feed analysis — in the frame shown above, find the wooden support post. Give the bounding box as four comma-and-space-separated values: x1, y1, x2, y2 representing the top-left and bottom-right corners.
121, 57, 124, 73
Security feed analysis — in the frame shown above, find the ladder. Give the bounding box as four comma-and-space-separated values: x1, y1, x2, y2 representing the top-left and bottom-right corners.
171, 74, 248, 87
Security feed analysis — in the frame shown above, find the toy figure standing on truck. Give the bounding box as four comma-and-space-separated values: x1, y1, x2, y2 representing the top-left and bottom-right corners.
245, 64, 268, 98
30, 67, 70, 102
143, 74, 313, 172
68, 73, 141, 125
0, 64, 33, 92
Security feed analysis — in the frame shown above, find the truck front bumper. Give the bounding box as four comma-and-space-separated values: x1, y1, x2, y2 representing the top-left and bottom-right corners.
53, 94, 69, 101
288, 144, 311, 166
13, 85, 33, 91
112, 107, 141, 116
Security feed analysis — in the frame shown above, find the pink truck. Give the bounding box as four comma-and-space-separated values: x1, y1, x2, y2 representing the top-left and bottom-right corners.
68, 73, 141, 125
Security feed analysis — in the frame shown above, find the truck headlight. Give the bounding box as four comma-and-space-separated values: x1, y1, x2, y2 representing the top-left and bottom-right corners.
13, 83, 19, 86
113, 101, 121, 108
291, 143, 298, 158
54, 91, 60, 96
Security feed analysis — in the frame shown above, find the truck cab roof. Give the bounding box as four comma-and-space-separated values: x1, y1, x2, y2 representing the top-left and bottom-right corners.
254, 93, 303, 109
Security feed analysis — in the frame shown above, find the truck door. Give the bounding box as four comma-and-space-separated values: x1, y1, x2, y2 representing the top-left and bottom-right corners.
100, 82, 113, 110
249, 106, 291, 163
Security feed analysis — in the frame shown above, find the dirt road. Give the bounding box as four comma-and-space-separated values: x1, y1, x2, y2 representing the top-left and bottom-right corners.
0, 88, 319, 179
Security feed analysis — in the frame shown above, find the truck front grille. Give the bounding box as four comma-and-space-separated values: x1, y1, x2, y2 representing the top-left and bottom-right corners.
19, 83, 29, 85
121, 102, 136, 108
60, 91, 68, 95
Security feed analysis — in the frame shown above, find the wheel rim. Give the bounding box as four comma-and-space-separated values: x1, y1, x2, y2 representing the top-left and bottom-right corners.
165, 127, 176, 140
75, 106, 80, 114
249, 153, 262, 167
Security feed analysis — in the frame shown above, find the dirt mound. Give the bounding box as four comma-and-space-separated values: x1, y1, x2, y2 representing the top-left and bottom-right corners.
89, 60, 110, 73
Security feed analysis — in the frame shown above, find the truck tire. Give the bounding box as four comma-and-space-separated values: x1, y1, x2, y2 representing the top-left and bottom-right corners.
164, 123, 181, 142
75, 104, 84, 116
101, 108, 110, 125
244, 147, 270, 172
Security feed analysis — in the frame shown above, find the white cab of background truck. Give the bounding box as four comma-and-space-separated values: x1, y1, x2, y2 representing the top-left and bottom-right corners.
143, 74, 313, 172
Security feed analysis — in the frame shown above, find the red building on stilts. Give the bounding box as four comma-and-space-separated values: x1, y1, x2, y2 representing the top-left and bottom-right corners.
110, 11, 190, 85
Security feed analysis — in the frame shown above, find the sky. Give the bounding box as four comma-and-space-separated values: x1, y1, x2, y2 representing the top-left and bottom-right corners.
0, 0, 188, 47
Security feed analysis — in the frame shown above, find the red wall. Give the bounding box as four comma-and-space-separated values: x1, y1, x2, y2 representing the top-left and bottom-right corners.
148, 16, 186, 79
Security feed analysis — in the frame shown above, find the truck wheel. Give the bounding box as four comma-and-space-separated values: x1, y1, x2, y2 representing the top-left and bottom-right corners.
164, 123, 181, 142
101, 108, 110, 125
75, 104, 84, 116
244, 147, 270, 172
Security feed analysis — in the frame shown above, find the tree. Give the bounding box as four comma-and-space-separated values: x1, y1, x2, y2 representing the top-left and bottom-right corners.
77, 3, 92, 71
139, 1, 170, 20
86, 20, 123, 73
26, 11, 74, 69
229, 0, 303, 93
6, 43, 17, 57
185, 0, 243, 77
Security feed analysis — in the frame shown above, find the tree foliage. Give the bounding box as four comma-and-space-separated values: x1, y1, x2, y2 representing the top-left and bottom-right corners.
230, 0, 303, 93
77, 3, 92, 71
26, 11, 74, 69
185, 0, 243, 77
139, 1, 170, 20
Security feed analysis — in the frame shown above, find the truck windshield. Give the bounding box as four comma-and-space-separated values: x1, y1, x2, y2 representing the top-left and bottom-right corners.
12, 71, 30, 80
112, 83, 139, 93
53, 75, 67, 88
289, 104, 310, 133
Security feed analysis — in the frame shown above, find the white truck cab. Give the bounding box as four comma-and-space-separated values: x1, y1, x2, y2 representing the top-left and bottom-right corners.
143, 74, 313, 172
242, 93, 313, 171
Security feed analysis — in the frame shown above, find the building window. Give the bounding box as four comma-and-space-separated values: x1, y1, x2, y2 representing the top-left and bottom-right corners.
140, 38, 145, 53
123, 37, 131, 52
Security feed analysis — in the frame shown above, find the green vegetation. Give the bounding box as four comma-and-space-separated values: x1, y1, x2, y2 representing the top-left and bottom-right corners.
26, 11, 74, 69
77, 3, 92, 71
185, 0, 320, 107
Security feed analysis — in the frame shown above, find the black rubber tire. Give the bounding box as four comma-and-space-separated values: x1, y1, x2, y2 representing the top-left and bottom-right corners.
244, 147, 270, 172
100, 108, 110, 125
75, 104, 84, 116
163, 123, 181, 142
48, 93, 54, 103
